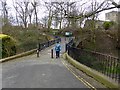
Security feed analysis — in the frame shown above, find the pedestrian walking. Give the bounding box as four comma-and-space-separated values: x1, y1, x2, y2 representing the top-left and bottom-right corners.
55, 41, 61, 58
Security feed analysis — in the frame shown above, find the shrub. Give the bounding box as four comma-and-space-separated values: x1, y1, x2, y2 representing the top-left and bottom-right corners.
0, 34, 16, 58
103, 21, 114, 30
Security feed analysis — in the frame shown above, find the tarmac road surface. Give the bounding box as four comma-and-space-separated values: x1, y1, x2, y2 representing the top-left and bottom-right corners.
2, 38, 89, 88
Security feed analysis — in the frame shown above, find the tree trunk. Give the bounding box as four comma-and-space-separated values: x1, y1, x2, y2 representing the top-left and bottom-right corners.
59, 21, 62, 30
16, 13, 19, 26
48, 10, 53, 31
29, 15, 32, 24
48, 16, 52, 31
35, 7, 38, 26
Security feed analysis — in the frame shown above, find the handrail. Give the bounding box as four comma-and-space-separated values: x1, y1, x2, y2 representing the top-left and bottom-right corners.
66, 39, 120, 84
37, 38, 61, 57
1, 38, 61, 62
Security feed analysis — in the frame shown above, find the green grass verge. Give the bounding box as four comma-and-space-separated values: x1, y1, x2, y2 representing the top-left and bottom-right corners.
0, 49, 36, 63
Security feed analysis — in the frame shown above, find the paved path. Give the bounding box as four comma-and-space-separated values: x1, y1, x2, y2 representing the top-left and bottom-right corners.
2, 38, 105, 88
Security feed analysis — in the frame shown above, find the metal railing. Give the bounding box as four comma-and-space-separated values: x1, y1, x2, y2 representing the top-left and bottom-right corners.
66, 39, 120, 84
37, 38, 61, 57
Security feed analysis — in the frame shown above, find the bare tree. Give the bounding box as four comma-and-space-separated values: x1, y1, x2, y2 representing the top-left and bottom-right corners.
54, 2, 65, 29
44, 2, 55, 31
44, 0, 120, 30
69, 3, 79, 28
1, 0, 9, 25
31, 1, 39, 27
28, 8, 34, 24
64, 0, 120, 19
13, 1, 30, 28
51, 1, 79, 29
41, 16, 48, 28
53, 12, 59, 28
12, 1, 19, 26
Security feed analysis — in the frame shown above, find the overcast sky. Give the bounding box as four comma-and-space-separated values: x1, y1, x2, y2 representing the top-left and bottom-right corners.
1, 0, 119, 21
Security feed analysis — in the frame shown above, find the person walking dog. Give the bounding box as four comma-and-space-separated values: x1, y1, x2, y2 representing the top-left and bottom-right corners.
55, 41, 61, 58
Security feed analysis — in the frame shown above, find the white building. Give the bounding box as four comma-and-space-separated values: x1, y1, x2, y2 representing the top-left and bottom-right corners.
105, 11, 118, 23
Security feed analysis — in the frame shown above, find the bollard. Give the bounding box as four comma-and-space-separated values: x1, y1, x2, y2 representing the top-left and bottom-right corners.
65, 44, 68, 52
39, 43, 41, 51
51, 49, 53, 58
37, 49, 39, 57
48, 41, 49, 47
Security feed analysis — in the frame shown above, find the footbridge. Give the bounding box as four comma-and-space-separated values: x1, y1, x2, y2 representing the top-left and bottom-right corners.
0, 37, 119, 89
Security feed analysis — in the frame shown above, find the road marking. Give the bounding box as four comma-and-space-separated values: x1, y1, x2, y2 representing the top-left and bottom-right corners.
61, 59, 96, 90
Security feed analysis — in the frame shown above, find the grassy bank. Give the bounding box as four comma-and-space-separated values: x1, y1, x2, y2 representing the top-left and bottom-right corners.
76, 29, 119, 57
2, 25, 52, 55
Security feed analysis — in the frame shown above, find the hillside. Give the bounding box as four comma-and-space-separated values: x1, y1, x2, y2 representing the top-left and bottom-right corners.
77, 30, 119, 57
2, 25, 53, 55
